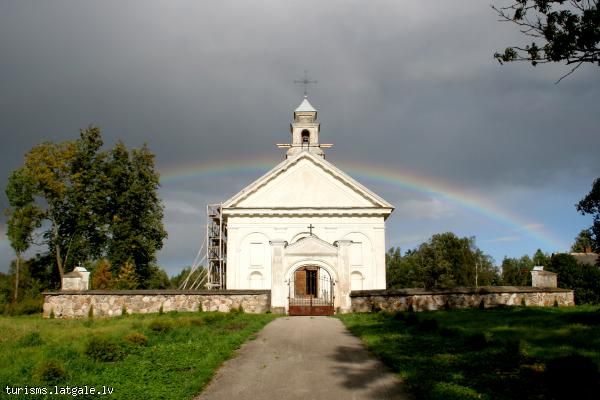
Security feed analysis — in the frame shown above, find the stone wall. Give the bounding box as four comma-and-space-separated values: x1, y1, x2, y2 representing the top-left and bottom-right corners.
350, 286, 575, 312
43, 290, 271, 318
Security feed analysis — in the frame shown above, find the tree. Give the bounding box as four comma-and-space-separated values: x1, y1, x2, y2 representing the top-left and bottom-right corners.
386, 233, 499, 289
571, 229, 594, 252
533, 248, 551, 266
493, 1, 599, 81
115, 261, 139, 290
105, 142, 167, 285
5, 170, 42, 301
5, 127, 167, 286
548, 253, 600, 303
501, 255, 533, 285
91, 259, 113, 290
577, 177, 600, 254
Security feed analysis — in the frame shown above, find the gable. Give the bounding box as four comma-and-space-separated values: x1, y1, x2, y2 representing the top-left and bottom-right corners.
285, 236, 338, 256
223, 152, 393, 210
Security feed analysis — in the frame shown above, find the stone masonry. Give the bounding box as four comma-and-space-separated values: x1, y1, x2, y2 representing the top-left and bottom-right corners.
350, 286, 575, 312
43, 290, 270, 318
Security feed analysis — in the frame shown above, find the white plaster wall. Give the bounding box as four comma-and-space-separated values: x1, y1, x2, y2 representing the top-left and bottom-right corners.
225, 215, 387, 296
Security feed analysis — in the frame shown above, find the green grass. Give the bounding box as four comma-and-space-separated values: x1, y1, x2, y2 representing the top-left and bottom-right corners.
0, 311, 277, 399
339, 306, 600, 400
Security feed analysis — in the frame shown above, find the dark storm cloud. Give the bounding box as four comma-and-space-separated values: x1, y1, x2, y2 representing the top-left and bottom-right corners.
1, 1, 598, 272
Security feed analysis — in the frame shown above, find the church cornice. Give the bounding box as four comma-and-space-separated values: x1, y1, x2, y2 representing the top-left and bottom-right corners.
222, 207, 393, 218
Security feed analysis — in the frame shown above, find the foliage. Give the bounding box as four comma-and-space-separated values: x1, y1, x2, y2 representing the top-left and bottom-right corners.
146, 265, 172, 289
91, 259, 114, 289
85, 336, 125, 362
493, 1, 600, 81
4, 127, 166, 287
149, 319, 173, 333
32, 360, 67, 384
572, 229, 595, 252
339, 306, 600, 400
501, 254, 534, 285
386, 233, 499, 289
577, 177, 600, 254
0, 313, 277, 400
548, 253, 600, 303
123, 332, 148, 347
115, 261, 139, 290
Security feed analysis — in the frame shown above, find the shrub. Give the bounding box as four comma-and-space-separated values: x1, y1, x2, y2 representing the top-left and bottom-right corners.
85, 336, 125, 362
229, 305, 244, 314
545, 354, 600, 399
49, 308, 55, 319
18, 331, 44, 347
430, 382, 483, 400
198, 302, 203, 313
33, 360, 67, 384
159, 304, 164, 315
88, 305, 94, 319
123, 332, 148, 347
121, 305, 128, 317
149, 319, 173, 333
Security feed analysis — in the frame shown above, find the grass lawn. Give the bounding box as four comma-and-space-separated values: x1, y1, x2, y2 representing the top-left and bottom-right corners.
339, 306, 600, 400
0, 311, 277, 399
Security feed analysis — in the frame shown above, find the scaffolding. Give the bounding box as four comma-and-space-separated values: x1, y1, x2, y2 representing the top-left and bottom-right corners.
206, 204, 227, 289
178, 203, 227, 290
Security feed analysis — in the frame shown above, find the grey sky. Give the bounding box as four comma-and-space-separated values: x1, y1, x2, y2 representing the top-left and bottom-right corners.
1, 1, 598, 274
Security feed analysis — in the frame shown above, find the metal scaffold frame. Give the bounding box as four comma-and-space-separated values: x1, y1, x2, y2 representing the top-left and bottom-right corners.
206, 204, 227, 289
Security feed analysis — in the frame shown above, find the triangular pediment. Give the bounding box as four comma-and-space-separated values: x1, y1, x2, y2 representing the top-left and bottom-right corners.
222, 152, 393, 210
285, 235, 338, 256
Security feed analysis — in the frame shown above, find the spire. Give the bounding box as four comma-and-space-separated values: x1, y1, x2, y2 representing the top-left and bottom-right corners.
276, 97, 332, 158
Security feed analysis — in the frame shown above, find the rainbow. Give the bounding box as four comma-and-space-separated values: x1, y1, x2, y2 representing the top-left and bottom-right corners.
159, 156, 566, 251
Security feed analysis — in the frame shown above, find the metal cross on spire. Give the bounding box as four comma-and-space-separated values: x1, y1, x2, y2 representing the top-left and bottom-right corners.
294, 70, 317, 97
308, 224, 315, 236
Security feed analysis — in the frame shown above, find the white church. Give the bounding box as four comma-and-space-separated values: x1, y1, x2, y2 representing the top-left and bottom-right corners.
211, 96, 394, 314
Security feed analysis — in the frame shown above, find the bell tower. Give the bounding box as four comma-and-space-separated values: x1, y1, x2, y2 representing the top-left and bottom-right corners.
277, 96, 333, 158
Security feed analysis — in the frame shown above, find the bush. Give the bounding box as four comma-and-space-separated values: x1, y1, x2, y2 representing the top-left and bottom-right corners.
430, 382, 483, 400
88, 305, 94, 319
85, 336, 125, 362
123, 332, 148, 347
149, 319, 173, 333
18, 331, 44, 347
545, 354, 600, 399
33, 360, 67, 384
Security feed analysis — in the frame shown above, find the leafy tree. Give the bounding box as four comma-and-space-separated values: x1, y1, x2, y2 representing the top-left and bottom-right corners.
571, 229, 594, 252
493, 0, 599, 81
115, 261, 139, 290
501, 255, 534, 285
5, 127, 167, 287
386, 233, 499, 289
146, 265, 171, 289
91, 259, 113, 290
105, 142, 167, 285
533, 248, 551, 266
548, 253, 600, 303
577, 177, 600, 254
5, 170, 42, 301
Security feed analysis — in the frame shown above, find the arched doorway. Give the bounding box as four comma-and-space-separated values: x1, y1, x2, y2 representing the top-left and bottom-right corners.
288, 266, 334, 316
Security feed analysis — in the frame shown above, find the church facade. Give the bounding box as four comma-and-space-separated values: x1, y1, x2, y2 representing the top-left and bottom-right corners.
221, 97, 393, 314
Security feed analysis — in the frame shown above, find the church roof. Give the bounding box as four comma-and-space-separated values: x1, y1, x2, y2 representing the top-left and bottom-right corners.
221, 150, 394, 216
295, 96, 317, 112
